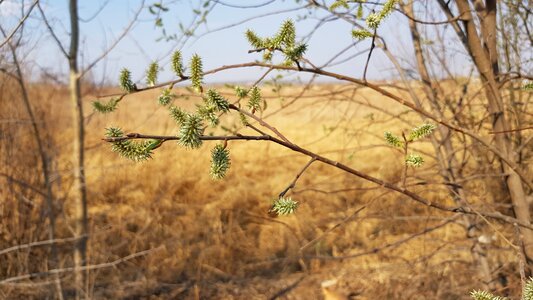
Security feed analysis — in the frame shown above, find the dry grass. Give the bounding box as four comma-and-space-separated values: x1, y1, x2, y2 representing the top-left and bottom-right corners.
0, 80, 524, 299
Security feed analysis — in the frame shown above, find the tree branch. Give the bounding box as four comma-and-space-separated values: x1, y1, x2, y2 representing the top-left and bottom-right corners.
0, 247, 161, 285
0, 0, 39, 49
102, 132, 533, 231
97, 61, 533, 191
278, 157, 316, 198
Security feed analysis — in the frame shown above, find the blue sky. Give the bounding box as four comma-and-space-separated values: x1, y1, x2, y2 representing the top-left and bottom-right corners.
1, 0, 465, 84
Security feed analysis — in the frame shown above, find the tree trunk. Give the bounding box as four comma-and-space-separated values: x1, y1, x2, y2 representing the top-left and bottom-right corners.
68, 0, 89, 298
6, 36, 65, 300
454, 0, 533, 266
403, 1, 495, 289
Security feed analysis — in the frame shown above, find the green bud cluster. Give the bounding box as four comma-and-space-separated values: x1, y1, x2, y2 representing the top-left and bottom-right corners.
92, 98, 119, 113
158, 89, 175, 106
247, 86, 262, 113
178, 114, 204, 149
105, 127, 160, 162
210, 144, 231, 179
119, 68, 136, 93
405, 154, 424, 168
190, 54, 204, 93
271, 197, 299, 216
171, 50, 184, 77
146, 61, 159, 87
245, 19, 307, 66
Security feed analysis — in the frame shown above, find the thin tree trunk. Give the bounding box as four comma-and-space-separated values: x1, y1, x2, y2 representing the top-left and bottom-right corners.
1, 29, 65, 300
402, 1, 495, 289
68, 0, 89, 298
454, 0, 533, 266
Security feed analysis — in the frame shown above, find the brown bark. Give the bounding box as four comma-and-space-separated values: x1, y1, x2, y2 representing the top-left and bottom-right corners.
454, 0, 533, 266
403, 1, 494, 289
0, 25, 65, 300
68, 0, 89, 298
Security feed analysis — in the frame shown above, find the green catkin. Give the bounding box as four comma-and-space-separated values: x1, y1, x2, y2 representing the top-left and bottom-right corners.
146, 61, 159, 86
93, 98, 118, 113
105, 127, 159, 162
271, 197, 298, 216
119, 68, 136, 93
248, 86, 262, 112
205, 89, 229, 112
178, 114, 203, 149
171, 50, 184, 77
190, 54, 204, 93
210, 144, 231, 179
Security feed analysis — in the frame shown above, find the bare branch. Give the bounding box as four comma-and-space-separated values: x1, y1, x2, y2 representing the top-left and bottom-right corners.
80, 0, 145, 77
0, 247, 161, 285
36, 1, 69, 58
0, 0, 39, 49
278, 157, 316, 198
97, 61, 533, 191
0, 236, 82, 256
101, 131, 533, 231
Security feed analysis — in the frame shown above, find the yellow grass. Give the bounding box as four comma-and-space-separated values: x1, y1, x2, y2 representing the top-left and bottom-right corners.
0, 81, 521, 298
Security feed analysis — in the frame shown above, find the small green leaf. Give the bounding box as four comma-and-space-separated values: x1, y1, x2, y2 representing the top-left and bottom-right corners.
470, 290, 506, 300
235, 86, 248, 99
239, 112, 249, 126
105, 127, 158, 162
366, 13, 381, 29
197, 104, 219, 127
329, 0, 349, 11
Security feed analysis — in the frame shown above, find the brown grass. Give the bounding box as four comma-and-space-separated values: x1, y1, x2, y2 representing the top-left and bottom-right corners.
0, 80, 523, 299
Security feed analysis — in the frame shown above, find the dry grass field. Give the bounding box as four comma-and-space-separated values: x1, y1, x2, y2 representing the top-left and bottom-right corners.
0, 80, 524, 299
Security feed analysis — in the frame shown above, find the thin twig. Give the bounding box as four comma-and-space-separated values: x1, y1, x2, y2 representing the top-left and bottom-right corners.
362, 29, 377, 82
37, 1, 69, 58
490, 126, 533, 134
268, 275, 306, 300
229, 104, 293, 144
299, 199, 373, 253
95, 61, 531, 192
80, 0, 145, 77
102, 132, 533, 231
278, 157, 316, 198
515, 224, 527, 287
0, 0, 39, 49
0, 247, 161, 285
0, 236, 84, 256
310, 215, 461, 260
